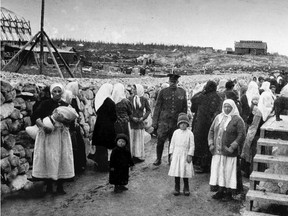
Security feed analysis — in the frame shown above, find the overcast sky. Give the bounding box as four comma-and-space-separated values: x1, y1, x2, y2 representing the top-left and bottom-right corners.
2, 0, 288, 55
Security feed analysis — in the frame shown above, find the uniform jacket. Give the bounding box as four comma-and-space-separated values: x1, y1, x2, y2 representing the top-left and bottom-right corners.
152, 86, 187, 130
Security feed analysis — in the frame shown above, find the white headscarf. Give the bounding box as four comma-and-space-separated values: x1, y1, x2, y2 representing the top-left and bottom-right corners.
280, 83, 288, 97
111, 83, 126, 104
218, 99, 240, 130
65, 81, 82, 109
258, 91, 274, 121
217, 79, 228, 93
50, 83, 64, 99
94, 83, 113, 112
133, 84, 144, 109
260, 81, 271, 92
246, 81, 260, 107
66, 81, 79, 97
62, 89, 73, 104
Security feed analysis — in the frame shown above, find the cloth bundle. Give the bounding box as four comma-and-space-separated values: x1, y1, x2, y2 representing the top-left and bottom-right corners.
52, 106, 79, 124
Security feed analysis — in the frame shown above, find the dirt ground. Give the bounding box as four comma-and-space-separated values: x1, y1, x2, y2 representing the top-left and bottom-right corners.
1, 137, 248, 216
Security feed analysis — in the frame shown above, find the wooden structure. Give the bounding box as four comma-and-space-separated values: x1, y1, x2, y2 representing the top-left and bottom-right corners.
0, 7, 31, 44
245, 115, 288, 215
235, 41, 267, 55
1, 1, 73, 78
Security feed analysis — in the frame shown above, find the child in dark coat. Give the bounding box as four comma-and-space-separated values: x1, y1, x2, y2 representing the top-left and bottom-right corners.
109, 134, 134, 193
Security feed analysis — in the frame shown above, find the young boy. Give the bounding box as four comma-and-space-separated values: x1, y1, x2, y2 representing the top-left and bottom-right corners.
109, 134, 134, 193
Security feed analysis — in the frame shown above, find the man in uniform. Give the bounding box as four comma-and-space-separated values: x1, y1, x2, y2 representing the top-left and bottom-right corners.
152, 73, 187, 166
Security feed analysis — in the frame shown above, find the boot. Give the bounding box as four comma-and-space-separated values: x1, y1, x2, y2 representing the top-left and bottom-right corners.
45, 180, 53, 194
183, 178, 190, 196
114, 185, 122, 193
153, 144, 163, 166
56, 180, 66, 195
173, 177, 180, 196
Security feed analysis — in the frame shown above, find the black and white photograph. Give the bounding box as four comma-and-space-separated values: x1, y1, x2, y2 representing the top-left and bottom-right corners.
1, 0, 288, 215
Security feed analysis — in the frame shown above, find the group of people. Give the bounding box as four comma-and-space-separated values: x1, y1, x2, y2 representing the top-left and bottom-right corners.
29, 72, 287, 198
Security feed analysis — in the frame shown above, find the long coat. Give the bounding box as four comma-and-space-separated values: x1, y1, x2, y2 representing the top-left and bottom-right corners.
192, 91, 222, 158
92, 97, 117, 149
109, 146, 134, 185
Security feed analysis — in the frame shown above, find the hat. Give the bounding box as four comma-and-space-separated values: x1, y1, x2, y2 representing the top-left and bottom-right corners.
115, 133, 130, 146
167, 73, 180, 82
177, 113, 189, 127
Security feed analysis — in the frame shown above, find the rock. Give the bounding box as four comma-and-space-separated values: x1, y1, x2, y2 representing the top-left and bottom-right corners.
21, 110, 28, 116
1, 147, 9, 159
10, 120, 23, 133
0, 157, 11, 173
10, 174, 28, 191
1, 80, 15, 102
1, 183, 11, 194
0, 102, 14, 120
12, 145, 26, 158
23, 180, 34, 191
25, 148, 33, 164
3, 134, 16, 150
8, 154, 20, 167
23, 116, 32, 127
22, 83, 38, 96
25, 101, 35, 114
82, 123, 90, 137
13, 97, 26, 110
0, 92, 5, 105
15, 130, 34, 148
17, 158, 29, 174
10, 108, 22, 120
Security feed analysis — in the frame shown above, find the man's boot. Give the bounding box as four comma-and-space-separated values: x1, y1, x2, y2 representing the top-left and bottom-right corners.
153, 143, 163, 166
183, 178, 190, 196
173, 177, 180, 196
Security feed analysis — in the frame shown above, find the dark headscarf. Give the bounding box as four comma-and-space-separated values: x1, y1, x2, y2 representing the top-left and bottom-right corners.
204, 80, 217, 94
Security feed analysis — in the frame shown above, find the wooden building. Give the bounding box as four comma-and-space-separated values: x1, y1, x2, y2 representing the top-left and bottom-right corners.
234, 40, 267, 55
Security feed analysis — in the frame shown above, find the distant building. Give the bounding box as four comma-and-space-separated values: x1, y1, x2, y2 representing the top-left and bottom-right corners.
234, 40, 267, 55
205, 47, 214, 53
226, 48, 234, 54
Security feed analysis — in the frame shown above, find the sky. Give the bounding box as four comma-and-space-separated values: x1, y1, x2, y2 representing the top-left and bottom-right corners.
2, 0, 288, 56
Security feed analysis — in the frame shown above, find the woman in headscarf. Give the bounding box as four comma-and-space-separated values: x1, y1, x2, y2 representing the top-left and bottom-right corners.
217, 78, 228, 100
241, 95, 263, 177
130, 84, 151, 162
91, 83, 117, 172
111, 83, 133, 148
31, 83, 74, 195
240, 81, 260, 128
208, 99, 246, 201
65, 82, 87, 174
192, 80, 222, 173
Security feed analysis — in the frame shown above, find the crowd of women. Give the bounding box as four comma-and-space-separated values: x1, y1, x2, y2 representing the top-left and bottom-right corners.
29, 72, 288, 198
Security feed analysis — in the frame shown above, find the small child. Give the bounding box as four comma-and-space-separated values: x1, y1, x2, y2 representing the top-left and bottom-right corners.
109, 134, 134, 193
168, 113, 195, 196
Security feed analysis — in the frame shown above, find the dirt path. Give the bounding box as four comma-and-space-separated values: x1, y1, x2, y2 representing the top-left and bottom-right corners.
1, 138, 247, 216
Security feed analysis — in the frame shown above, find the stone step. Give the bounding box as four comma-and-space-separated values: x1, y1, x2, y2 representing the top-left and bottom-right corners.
253, 154, 288, 165
242, 210, 277, 216
257, 138, 288, 148
250, 171, 288, 183
246, 190, 288, 207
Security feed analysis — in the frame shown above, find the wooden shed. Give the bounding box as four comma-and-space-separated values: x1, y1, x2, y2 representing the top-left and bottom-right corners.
234, 40, 267, 55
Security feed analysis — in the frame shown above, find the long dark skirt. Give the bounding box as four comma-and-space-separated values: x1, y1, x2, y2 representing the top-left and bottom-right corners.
94, 146, 109, 172
70, 125, 87, 174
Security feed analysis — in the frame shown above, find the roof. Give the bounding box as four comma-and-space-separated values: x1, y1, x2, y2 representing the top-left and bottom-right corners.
6, 44, 75, 54
0, 7, 32, 41
235, 41, 267, 49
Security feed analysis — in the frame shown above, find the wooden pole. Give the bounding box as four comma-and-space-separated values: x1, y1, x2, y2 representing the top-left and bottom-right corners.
44, 36, 64, 78
43, 31, 74, 77
15, 34, 41, 73
2, 31, 40, 70
72, 59, 82, 78
39, 0, 45, 74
